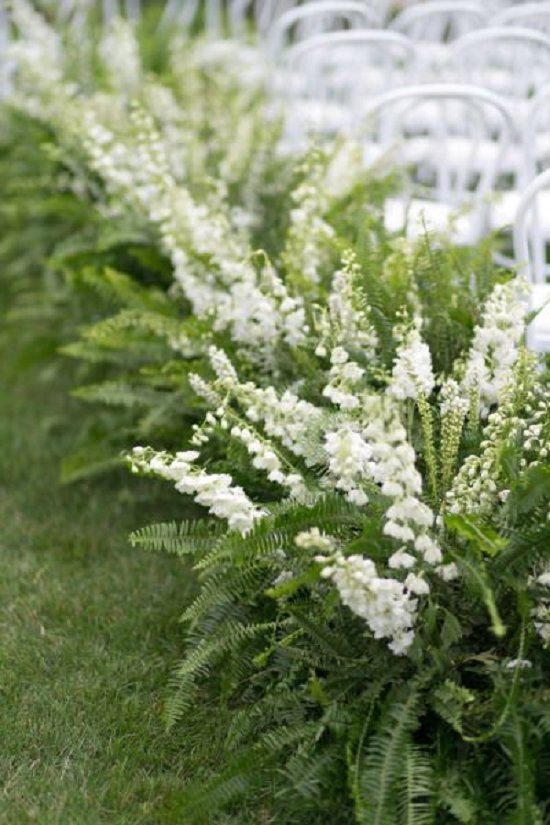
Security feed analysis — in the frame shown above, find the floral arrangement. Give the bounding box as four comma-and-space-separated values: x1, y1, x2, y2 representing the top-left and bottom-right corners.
2, 3, 550, 822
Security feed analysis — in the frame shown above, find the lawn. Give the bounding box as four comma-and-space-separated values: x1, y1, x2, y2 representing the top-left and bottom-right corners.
0, 323, 228, 823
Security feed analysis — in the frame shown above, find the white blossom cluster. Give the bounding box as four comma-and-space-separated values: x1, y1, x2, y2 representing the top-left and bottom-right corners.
322, 346, 365, 410
319, 551, 420, 655
230, 424, 308, 501
390, 324, 435, 402
189, 346, 451, 654
445, 353, 538, 516
324, 425, 372, 506
7, 0, 70, 119
204, 347, 324, 463
130, 447, 265, 535
317, 254, 379, 410
296, 528, 432, 654
461, 280, 527, 417
282, 151, 335, 287
325, 252, 379, 359
81, 109, 307, 353
439, 378, 469, 491
361, 394, 453, 578
98, 17, 141, 95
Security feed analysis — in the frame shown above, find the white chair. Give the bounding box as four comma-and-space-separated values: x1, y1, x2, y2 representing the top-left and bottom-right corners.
268, 1, 379, 55
524, 86, 550, 176
513, 167, 550, 352
490, 86, 550, 233
280, 30, 416, 149
265, 0, 389, 26
493, 2, 550, 37
390, 2, 487, 43
390, 1, 488, 75
448, 27, 550, 101
360, 84, 517, 245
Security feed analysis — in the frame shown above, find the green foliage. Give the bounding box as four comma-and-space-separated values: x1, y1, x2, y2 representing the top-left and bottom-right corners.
2, 6, 550, 824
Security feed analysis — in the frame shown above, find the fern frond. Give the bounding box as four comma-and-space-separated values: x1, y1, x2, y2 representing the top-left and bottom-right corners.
499, 715, 544, 825
73, 381, 166, 409
77, 266, 174, 313
397, 744, 434, 825
357, 684, 422, 825
129, 519, 223, 556
165, 620, 282, 728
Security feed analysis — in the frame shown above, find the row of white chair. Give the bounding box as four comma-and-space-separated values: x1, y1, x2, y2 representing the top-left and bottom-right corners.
278, 27, 550, 149
271, 0, 550, 54
278, 23, 550, 98
279, 79, 550, 349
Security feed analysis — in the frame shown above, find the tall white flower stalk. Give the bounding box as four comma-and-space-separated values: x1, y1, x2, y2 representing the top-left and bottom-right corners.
80, 108, 308, 353
7, 0, 70, 120
130, 447, 265, 535
98, 17, 141, 95
461, 280, 528, 418
446, 349, 543, 516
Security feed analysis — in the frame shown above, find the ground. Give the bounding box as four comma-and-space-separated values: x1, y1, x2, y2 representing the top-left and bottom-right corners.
0, 321, 231, 823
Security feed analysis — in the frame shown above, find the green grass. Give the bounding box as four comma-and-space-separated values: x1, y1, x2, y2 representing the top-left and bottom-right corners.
0, 325, 235, 823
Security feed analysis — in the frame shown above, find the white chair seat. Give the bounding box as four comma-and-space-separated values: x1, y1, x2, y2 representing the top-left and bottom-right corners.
492, 190, 550, 230
286, 98, 356, 136
385, 197, 480, 245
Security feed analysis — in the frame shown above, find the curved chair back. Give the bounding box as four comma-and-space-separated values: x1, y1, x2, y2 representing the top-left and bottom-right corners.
282, 30, 416, 141
269, 1, 378, 55
493, 2, 550, 37
449, 27, 550, 100
514, 167, 550, 285
362, 83, 516, 240
391, 1, 487, 42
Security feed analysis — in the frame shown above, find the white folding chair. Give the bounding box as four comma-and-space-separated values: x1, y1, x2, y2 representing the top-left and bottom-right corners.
360, 84, 517, 245
265, 0, 388, 26
513, 167, 550, 351
493, 2, 550, 37
268, 1, 379, 55
524, 86, 550, 176
448, 27, 550, 102
390, 2, 487, 42
490, 86, 550, 234
390, 1, 488, 74
280, 30, 416, 149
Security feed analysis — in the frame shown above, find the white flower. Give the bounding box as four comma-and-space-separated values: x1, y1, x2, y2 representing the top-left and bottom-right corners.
296, 528, 335, 553
404, 573, 430, 595
389, 550, 417, 570
98, 17, 141, 94
390, 326, 434, 402
435, 562, 459, 582
461, 281, 527, 417
130, 447, 264, 534
506, 658, 532, 669
320, 552, 419, 655
324, 426, 372, 505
